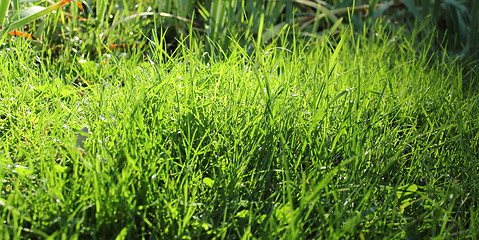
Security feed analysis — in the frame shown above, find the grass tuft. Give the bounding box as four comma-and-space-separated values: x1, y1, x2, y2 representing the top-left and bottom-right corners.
0, 22, 478, 239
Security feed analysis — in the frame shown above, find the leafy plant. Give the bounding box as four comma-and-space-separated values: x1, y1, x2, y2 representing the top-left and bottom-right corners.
398, 0, 479, 59
0, 0, 73, 42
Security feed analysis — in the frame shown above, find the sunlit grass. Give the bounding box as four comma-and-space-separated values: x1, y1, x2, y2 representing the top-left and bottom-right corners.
0, 22, 478, 239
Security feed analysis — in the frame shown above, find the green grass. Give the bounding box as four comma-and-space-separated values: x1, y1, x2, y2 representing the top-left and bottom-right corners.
1, 23, 478, 239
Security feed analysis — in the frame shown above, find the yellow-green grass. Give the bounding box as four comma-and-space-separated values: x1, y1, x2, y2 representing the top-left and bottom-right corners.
0, 23, 478, 239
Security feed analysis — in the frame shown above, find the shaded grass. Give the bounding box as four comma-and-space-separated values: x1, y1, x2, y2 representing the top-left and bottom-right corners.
0, 25, 478, 239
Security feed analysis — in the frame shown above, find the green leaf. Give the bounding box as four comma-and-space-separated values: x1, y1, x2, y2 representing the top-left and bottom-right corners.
396, 184, 420, 213
401, 0, 421, 19
13, 165, 34, 176
19, 6, 46, 19
396, 183, 418, 198
236, 209, 249, 218
2, 0, 72, 34
115, 227, 128, 240
328, 31, 346, 75
329, 87, 356, 106
274, 203, 295, 225
0, 0, 9, 26
53, 164, 68, 173
60, 85, 78, 98
202, 177, 214, 188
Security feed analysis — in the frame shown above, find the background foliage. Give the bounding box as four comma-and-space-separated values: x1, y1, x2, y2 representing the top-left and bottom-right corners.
1, 0, 478, 61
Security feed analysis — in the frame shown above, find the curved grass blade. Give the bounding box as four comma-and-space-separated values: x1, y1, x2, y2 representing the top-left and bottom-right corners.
0, 0, 72, 37
0, 0, 9, 26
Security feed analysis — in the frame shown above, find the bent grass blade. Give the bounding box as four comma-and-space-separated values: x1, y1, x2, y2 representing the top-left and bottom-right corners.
0, 0, 73, 38
0, 0, 8, 26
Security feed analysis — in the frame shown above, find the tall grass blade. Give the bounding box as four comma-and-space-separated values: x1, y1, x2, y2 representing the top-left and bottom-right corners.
1, 0, 72, 35
0, 0, 9, 26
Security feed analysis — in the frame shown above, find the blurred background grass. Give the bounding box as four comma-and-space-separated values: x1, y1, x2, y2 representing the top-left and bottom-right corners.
2, 0, 478, 61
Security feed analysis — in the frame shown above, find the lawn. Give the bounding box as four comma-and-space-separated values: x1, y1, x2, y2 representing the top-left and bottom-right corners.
1, 10, 478, 239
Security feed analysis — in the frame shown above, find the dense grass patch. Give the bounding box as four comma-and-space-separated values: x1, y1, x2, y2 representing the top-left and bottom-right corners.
0, 26, 478, 239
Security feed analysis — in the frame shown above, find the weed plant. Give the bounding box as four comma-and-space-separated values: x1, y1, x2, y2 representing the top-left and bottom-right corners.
0, 23, 478, 239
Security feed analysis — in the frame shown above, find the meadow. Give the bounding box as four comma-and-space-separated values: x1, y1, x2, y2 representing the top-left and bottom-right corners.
1, 0, 479, 239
